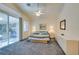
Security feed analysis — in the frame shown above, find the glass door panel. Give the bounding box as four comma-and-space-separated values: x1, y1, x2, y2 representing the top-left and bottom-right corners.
9, 16, 19, 44
0, 12, 8, 48
0, 12, 20, 48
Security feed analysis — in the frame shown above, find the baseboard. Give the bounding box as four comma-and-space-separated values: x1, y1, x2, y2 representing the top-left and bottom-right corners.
55, 39, 66, 55
20, 37, 29, 41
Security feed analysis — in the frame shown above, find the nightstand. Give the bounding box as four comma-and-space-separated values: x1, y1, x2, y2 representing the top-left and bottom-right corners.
49, 33, 55, 41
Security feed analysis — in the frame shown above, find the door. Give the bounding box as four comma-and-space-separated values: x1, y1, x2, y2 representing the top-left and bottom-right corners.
0, 12, 20, 48
0, 12, 8, 48
9, 16, 20, 44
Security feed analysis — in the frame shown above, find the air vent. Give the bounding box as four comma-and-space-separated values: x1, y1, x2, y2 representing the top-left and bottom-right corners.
26, 3, 31, 6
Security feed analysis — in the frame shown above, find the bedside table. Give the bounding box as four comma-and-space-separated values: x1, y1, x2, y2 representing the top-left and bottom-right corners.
49, 33, 55, 41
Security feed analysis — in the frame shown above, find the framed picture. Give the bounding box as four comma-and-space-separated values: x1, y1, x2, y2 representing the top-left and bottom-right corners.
39, 24, 47, 30
60, 19, 66, 30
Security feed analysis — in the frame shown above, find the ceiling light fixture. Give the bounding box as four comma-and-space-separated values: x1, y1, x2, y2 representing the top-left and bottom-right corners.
33, 4, 44, 16
34, 10, 44, 16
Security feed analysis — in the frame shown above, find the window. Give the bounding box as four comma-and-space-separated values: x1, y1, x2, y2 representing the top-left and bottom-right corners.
23, 21, 29, 32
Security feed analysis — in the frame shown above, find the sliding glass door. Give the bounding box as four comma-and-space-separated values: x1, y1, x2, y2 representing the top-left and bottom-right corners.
0, 12, 20, 48
9, 16, 19, 44
0, 12, 8, 48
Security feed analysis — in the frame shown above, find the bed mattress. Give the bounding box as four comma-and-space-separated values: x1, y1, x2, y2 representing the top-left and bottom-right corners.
29, 31, 50, 43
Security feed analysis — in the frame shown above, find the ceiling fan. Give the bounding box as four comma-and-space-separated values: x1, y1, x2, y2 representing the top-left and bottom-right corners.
33, 9, 44, 16
32, 4, 47, 16
26, 3, 48, 16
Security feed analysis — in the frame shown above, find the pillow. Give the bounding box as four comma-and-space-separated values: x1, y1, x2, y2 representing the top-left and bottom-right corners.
41, 32, 48, 35
33, 32, 40, 35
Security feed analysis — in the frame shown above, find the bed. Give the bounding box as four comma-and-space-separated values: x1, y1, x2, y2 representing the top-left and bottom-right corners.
29, 31, 50, 43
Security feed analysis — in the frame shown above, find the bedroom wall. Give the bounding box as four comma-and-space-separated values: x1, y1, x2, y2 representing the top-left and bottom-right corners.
32, 16, 56, 32
0, 3, 31, 39
56, 3, 79, 54
0, 3, 21, 17
21, 13, 32, 39
31, 4, 64, 33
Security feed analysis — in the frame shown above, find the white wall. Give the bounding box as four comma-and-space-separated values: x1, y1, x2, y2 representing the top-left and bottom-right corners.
32, 4, 64, 32
56, 3, 79, 54
32, 16, 56, 32
22, 14, 31, 39
0, 3, 21, 18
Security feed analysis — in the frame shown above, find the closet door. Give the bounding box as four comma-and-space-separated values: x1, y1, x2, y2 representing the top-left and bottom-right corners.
0, 12, 8, 48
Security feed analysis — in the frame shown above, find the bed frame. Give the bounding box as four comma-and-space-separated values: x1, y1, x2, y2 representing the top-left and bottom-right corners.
29, 31, 50, 43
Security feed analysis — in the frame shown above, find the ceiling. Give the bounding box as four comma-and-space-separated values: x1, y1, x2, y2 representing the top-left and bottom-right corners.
16, 3, 64, 19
